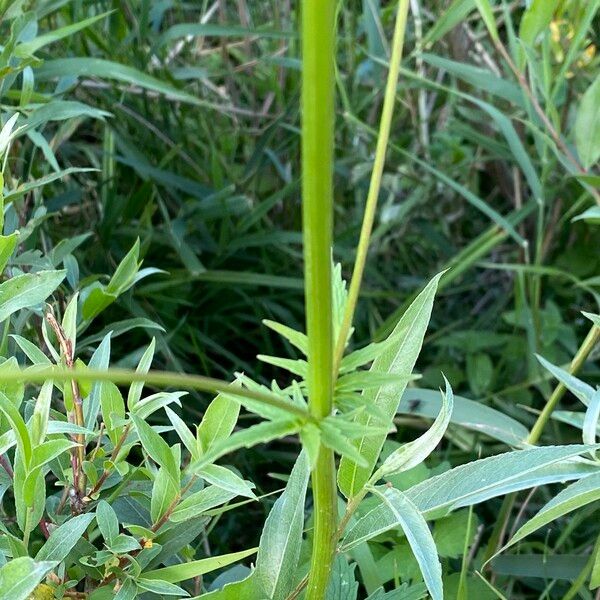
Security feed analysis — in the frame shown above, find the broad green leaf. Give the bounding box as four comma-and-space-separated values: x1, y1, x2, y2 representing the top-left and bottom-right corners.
536, 354, 594, 406
142, 548, 257, 583
0, 557, 56, 600
81, 285, 116, 321
107, 239, 140, 295
132, 415, 179, 485
575, 74, 600, 170
0, 232, 18, 273
519, 0, 559, 48
254, 451, 310, 599
99, 381, 125, 444
197, 572, 256, 600
342, 487, 443, 600
399, 388, 529, 446
11, 335, 52, 365
0, 270, 65, 323
198, 464, 256, 499
338, 273, 443, 498
503, 471, 600, 551
97, 500, 119, 545
170, 485, 237, 523
114, 578, 137, 600
30, 439, 76, 470
108, 534, 141, 554
36, 513, 96, 562
378, 379, 453, 477
151, 466, 179, 524
197, 391, 240, 454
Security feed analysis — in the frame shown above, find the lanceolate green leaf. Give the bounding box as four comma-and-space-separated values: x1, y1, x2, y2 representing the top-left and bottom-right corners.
343, 446, 597, 546
170, 486, 237, 523
16, 11, 112, 55
474, 0, 499, 42
132, 415, 179, 485
197, 391, 241, 454
338, 273, 443, 498
0, 270, 65, 323
198, 464, 256, 499
0, 557, 56, 600
342, 487, 443, 600
36, 513, 96, 562
254, 451, 310, 599
575, 74, 600, 170
0, 232, 18, 273
378, 379, 453, 477
536, 354, 594, 406
192, 419, 301, 471
503, 471, 600, 551
519, 0, 559, 49
36, 58, 221, 110
142, 548, 257, 583
406, 445, 597, 517
399, 388, 529, 446
0, 391, 32, 465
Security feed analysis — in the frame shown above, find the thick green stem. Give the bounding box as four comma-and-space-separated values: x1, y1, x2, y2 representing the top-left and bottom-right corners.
333, 0, 410, 373
301, 0, 337, 597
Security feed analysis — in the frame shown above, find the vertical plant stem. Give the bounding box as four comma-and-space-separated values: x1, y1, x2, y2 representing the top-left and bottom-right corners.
301, 0, 336, 597
333, 0, 410, 373
527, 323, 600, 445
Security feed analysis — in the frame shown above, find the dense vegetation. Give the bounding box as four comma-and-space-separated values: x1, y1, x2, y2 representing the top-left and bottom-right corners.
0, 0, 598, 598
